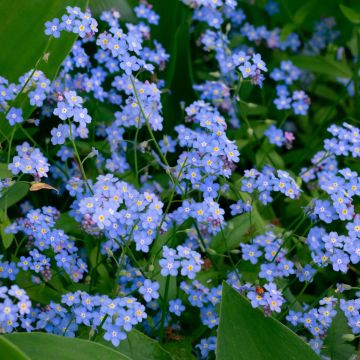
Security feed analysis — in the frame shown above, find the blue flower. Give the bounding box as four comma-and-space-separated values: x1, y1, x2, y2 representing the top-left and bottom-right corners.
51, 124, 70, 145
139, 279, 160, 303
53, 101, 74, 120
169, 299, 185, 316
6, 107, 23, 126
45, 18, 61, 38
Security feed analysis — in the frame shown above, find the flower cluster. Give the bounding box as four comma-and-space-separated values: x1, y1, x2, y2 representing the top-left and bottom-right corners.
0, 286, 31, 333
1, 70, 51, 126
271, 61, 310, 115
113, 76, 164, 131
181, 281, 221, 328
7, 206, 87, 282
160, 245, 203, 279
240, 231, 298, 282
40, 291, 146, 346
51, 91, 91, 143
307, 17, 339, 54
8, 142, 50, 179
45, 6, 98, 39
74, 174, 164, 254
1, 1, 360, 358
287, 297, 338, 353
241, 167, 301, 204
265, 125, 295, 148
174, 100, 239, 195
0, 257, 19, 281
340, 299, 360, 335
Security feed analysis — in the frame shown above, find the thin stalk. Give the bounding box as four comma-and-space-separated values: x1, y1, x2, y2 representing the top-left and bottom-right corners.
159, 275, 170, 343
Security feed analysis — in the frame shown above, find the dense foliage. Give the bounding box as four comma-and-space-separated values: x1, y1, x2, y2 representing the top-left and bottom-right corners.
1, 0, 360, 359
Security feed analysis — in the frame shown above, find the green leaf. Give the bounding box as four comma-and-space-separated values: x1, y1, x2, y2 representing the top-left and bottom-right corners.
89, 0, 135, 21
99, 329, 173, 360
163, 338, 196, 360
210, 206, 265, 253
56, 212, 83, 236
0, 336, 30, 360
0, 182, 29, 210
4, 333, 132, 360
292, 56, 352, 79
238, 102, 268, 116
256, 142, 285, 169
0, 163, 12, 178
323, 309, 356, 360
280, 0, 317, 41
0, 210, 14, 248
217, 283, 321, 360
339, 4, 360, 25
0, 0, 86, 141
152, 1, 195, 129
280, 23, 297, 42
293, 0, 317, 25
0, 0, 86, 83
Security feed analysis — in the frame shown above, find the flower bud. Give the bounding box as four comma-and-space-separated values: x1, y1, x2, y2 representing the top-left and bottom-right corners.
148, 264, 155, 272
230, 249, 241, 254
342, 334, 355, 342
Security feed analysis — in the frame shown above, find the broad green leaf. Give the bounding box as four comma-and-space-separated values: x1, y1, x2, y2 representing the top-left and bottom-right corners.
0, 336, 30, 360
293, 0, 317, 25
0, 0, 87, 83
236, 261, 260, 283
0, 163, 12, 178
18, 278, 62, 304
0, 0, 87, 141
0, 182, 29, 210
89, 0, 135, 21
292, 56, 352, 79
56, 212, 83, 235
280, 0, 317, 41
217, 283, 321, 360
312, 84, 341, 102
256, 141, 285, 169
4, 333, 131, 360
0, 210, 14, 248
99, 329, 173, 360
323, 309, 356, 360
152, 0, 195, 128
163, 338, 196, 360
89, 246, 112, 293
210, 206, 265, 253
339, 4, 360, 25
280, 23, 297, 42
238, 102, 268, 116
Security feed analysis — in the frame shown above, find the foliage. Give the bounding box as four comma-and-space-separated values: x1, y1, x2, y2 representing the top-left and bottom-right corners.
1, 0, 360, 359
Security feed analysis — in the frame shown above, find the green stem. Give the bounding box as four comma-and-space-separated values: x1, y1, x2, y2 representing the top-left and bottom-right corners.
90, 314, 109, 341
159, 275, 170, 343
68, 119, 93, 194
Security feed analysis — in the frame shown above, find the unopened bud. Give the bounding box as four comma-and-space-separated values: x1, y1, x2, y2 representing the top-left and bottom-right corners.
230, 249, 241, 254
209, 71, 220, 78
342, 334, 355, 342
88, 328, 95, 338
105, 248, 113, 257
207, 248, 217, 255
148, 264, 155, 272
247, 128, 254, 137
